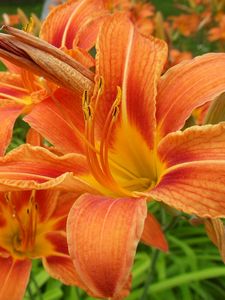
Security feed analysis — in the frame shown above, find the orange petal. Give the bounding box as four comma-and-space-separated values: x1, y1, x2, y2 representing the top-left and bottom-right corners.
45, 231, 69, 255
141, 213, 168, 252
204, 92, 225, 125
64, 47, 95, 69
73, 13, 108, 50
94, 13, 167, 148
0, 257, 31, 300
0, 104, 23, 155
26, 128, 43, 146
148, 161, 225, 218
0, 72, 28, 99
50, 192, 78, 220
35, 190, 59, 222
35, 191, 77, 225
0, 144, 95, 193
204, 218, 225, 263
67, 193, 147, 298
1, 59, 22, 73
158, 122, 225, 168
43, 255, 87, 287
24, 88, 85, 154
156, 53, 225, 138
112, 275, 132, 300
40, 0, 105, 49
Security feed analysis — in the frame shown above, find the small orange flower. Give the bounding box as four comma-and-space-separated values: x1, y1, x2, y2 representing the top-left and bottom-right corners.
170, 13, 201, 36
0, 189, 82, 300
208, 14, 225, 41
168, 48, 193, 67
2, 13, 20, 26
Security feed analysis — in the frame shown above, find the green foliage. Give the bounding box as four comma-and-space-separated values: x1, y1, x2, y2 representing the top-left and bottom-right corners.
0, 0, 44, 17
7, 117, 29, 152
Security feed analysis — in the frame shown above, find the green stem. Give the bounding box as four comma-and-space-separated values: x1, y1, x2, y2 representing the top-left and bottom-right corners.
139, 214, 180, 300
163, 216, 179, 232
30, 272, 43, 300
75, 287, 81, 299
139, 249, 160, 300
27, 284, 34, 300
150, 267, 225, 293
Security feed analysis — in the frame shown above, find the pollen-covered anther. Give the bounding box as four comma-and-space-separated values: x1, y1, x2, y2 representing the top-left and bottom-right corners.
22, 17, 34, 33
82, 90, 92, 121
97, 76, 104, 96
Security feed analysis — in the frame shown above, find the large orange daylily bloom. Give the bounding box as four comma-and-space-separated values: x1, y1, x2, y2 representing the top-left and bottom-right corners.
0, 189, 86, 300
9, 13, 224, 298
2, 12, 225, 298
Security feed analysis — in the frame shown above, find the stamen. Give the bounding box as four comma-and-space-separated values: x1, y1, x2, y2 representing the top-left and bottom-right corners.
0, 82, 28, 92
43, 82, 98, 153
82, 89, 108, 186
21, 69, 39, 92
82, 90, 92, 121
100, 87, 121, 178
23, 17, 34, 33
26, 190, 38, 251
0, 92, 31, 105
5, 192, 26, 247
82, 84, 133, 196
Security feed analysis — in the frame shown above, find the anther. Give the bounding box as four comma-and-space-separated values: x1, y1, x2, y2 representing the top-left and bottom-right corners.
23, 17, 34, 33
112, 87, 122, 118
82, 90, 92, 120
112, 106, 120, 118
97, 76, 104, 95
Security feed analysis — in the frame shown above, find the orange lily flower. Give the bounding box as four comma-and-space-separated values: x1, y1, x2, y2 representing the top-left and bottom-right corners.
0, 189, 86, 300
0, 0, 101, 155
208, 14, 225, 41
170, 13, 201, 36
0, 131, 95, 299
2, 12, 225, 298
40, 0, 156, 52
204, 218, 225, 263
0, 0, 168, 155
0, 20, 95, 155
8, 13, 224, 298
168, 48, 192, 67
40, 0, 108, 51
0, 70, 50, 156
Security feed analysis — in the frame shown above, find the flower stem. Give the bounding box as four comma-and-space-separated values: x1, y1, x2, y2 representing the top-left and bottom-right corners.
140, 214, 180, 300
139, 249, 160, 300
30, 272, 43, 300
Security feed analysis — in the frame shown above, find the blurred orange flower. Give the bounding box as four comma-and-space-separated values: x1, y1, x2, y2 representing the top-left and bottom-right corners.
0, 189, 81, 300
208, 14, 225, 41
170, 14, 201, 36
